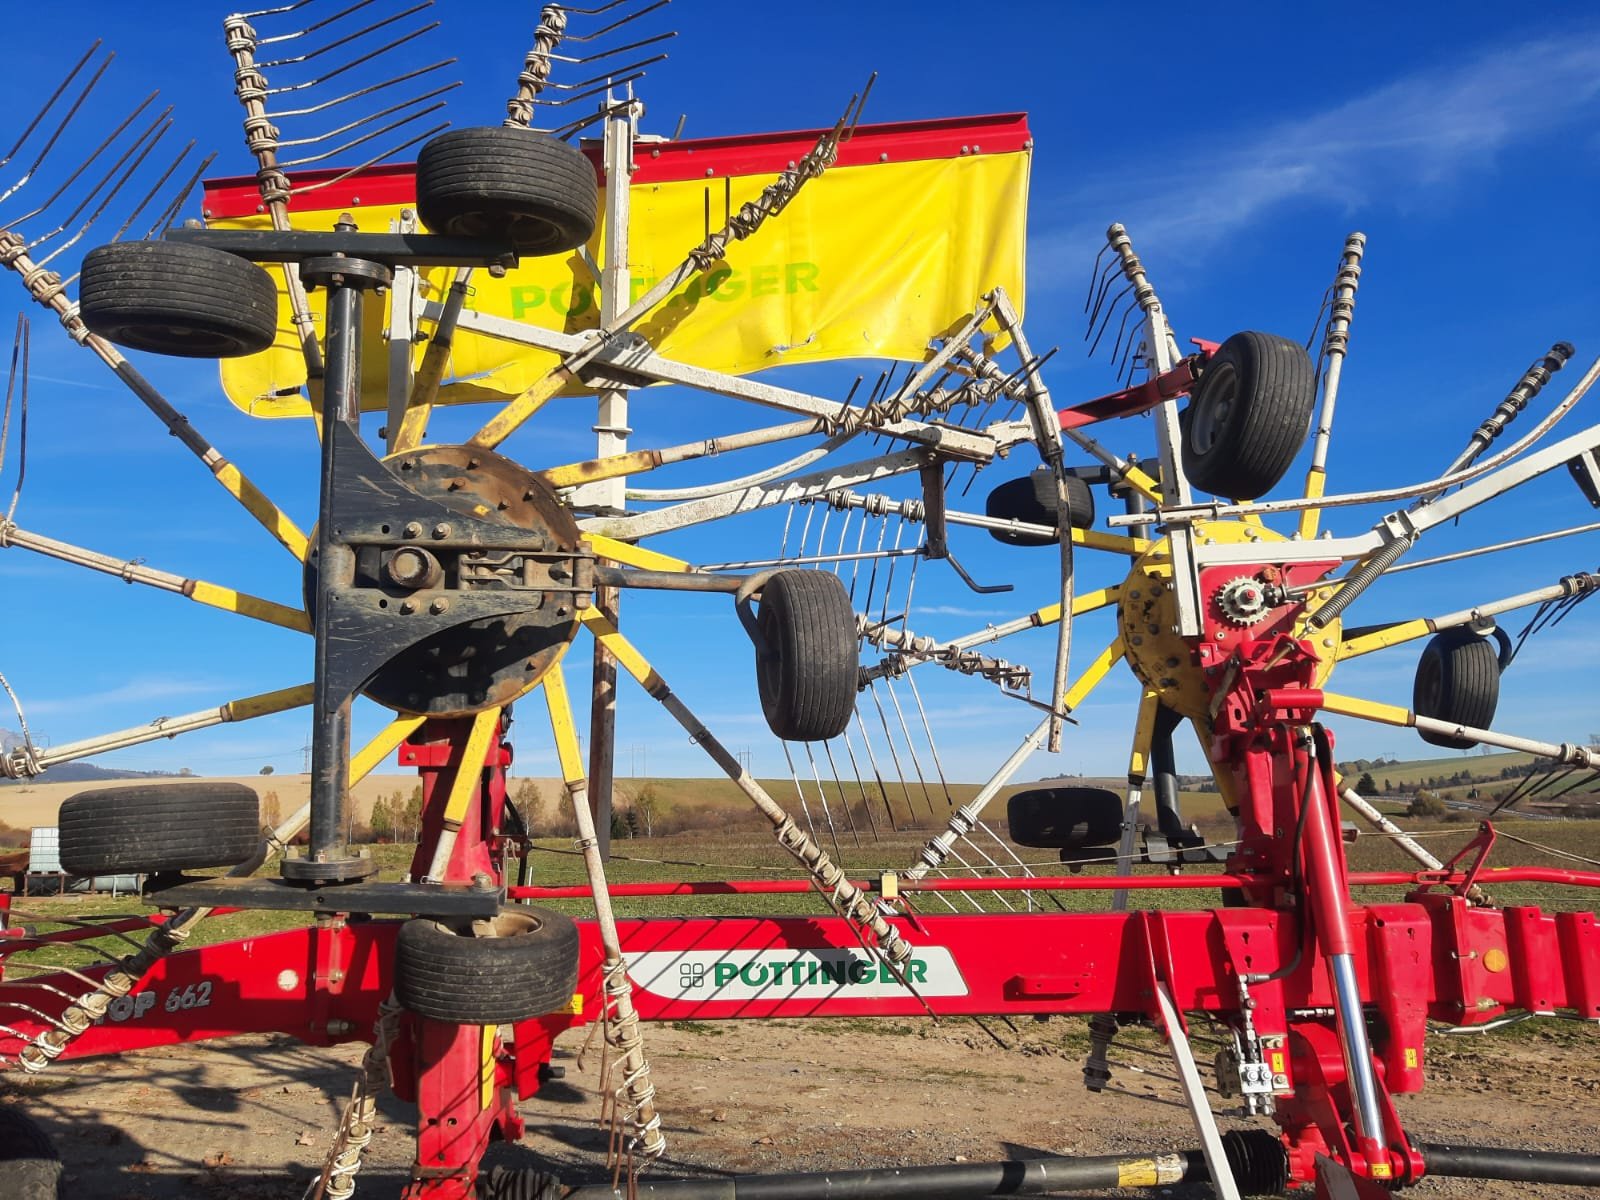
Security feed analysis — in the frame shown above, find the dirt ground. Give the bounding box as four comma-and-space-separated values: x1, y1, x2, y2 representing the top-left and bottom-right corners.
2, 1012, 1596, 1199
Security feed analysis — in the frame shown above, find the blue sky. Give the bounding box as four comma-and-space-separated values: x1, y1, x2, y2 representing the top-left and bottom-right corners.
0, 1, 1597, 787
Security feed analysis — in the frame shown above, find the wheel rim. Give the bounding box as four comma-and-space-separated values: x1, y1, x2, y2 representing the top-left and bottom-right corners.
1414, 650, 1444, 717
1189, 362, 1237, 456
114, 321, 247, 357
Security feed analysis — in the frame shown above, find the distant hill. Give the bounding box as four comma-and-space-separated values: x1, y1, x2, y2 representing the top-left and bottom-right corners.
0, 763, 169, 786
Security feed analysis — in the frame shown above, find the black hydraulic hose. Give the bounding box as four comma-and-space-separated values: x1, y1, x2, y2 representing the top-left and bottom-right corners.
1149, 702, 1186, 837
568, 1152, 1210, 1200
1422, 1143, 1600, 1187
564, 1133, 1289, 1200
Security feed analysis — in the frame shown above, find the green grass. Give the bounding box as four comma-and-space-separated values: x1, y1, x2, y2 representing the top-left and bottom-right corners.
1360, 750, 1536, 789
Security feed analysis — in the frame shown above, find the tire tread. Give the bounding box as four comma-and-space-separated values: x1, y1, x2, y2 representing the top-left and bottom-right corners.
58, 783, 259, 875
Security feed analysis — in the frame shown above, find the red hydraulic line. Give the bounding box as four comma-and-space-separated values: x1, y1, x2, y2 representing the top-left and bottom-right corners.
508, 866, 1600, 901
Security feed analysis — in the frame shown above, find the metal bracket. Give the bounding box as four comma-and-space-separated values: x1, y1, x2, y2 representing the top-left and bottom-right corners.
145, 876, 504, 917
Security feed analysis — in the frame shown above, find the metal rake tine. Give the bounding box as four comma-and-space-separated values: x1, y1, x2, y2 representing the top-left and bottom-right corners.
271, 58, 456, 118
0, 41, 103, 172
552, 30, 676, 66
535, 72, 649, 110
1085, 252, 1121, 332
290, 121, 447, 196
1085, 281, 1134, 356
2, 92, 161, 233
275, 82, 458, 148
259, 1, 430, 68
0, 52, 117, 209
267, 22, 442, 94
280, 100, 448, 168
237, 0, 321, 20
5, 317, 27, 527
557, 0, 670, 42
0, 314, 24, 478
844, 72, 877, 136
1084, 241, 1112, 313
140, 151, 215, 241
530, 57, 669, 93
1110, 301, 1142, 373
1306, 281, 1335, 352
551, 0, 647, 14
255, 0, 386, 45
107, 140, 196, 244
25, 105, 172, 243
33, 117, 176, 265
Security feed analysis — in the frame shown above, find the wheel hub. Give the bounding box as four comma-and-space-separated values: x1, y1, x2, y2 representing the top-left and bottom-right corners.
304, 443, 589, 717
1118, 520, 1342, 720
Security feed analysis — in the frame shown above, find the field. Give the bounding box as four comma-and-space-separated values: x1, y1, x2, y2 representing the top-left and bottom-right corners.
3, 798, 1600, 1196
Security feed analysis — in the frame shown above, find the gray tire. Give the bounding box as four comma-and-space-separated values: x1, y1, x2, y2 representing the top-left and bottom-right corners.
395, 907, 580, 1024
59, 782, 259, 875
79, 240, 278, 359
1007, 786, 1123, 849
985, 472, 1095, 546
1182, 331, 1315, 499
416, 128, 598, 256
1414, 630, 1500, 749
755, 570, 859, 742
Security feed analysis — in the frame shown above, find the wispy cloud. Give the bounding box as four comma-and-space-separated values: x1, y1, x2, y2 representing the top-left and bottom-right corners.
25, 676, 225, 718
1037, 34, 1600, 278
914, 605, 1016, 619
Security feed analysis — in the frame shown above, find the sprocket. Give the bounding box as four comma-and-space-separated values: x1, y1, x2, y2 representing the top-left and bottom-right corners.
1215, 575, 1273, 627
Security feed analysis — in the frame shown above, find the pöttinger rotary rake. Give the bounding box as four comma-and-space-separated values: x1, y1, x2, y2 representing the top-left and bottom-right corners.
0, 4, 1598, 1198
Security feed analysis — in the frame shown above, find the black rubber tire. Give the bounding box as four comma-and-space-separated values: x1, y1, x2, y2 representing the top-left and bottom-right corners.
395, 906, 580, 1024
755, 570, 858, 742
984, 471, 1095, 546
58, 782, 260, 876
1413, 630, 1500, 749
0, 1105, 63, 1200
1007, 786, 1123, 849
1181, 331, 1316, 499
416, 128, 598, 257
78, 241, 279, 358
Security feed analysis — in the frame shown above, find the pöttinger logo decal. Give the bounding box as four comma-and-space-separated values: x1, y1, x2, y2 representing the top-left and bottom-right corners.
624, 947, 968, 1001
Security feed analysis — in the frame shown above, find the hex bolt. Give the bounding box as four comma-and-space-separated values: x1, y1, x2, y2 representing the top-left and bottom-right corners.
402, 521, 423, 539
400, 599, 417, 615
432, 523, 452, 539
429, 598, 450, 615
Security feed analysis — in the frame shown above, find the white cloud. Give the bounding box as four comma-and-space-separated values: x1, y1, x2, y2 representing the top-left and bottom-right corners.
25, 675, 225, 718
1036, 34, 1600, 278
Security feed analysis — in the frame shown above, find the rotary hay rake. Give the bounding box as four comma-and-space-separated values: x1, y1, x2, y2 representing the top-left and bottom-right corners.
0, 3, 1597, 1198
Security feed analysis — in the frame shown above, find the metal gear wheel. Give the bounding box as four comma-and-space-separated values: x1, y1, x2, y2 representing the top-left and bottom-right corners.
1215, 575, 1273, 627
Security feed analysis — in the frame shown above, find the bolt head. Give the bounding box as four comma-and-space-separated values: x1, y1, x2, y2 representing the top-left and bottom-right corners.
400, 599, 417, 615
432, 523, 451, 539
403, 522, 423, 539
429, 598, 450, 615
